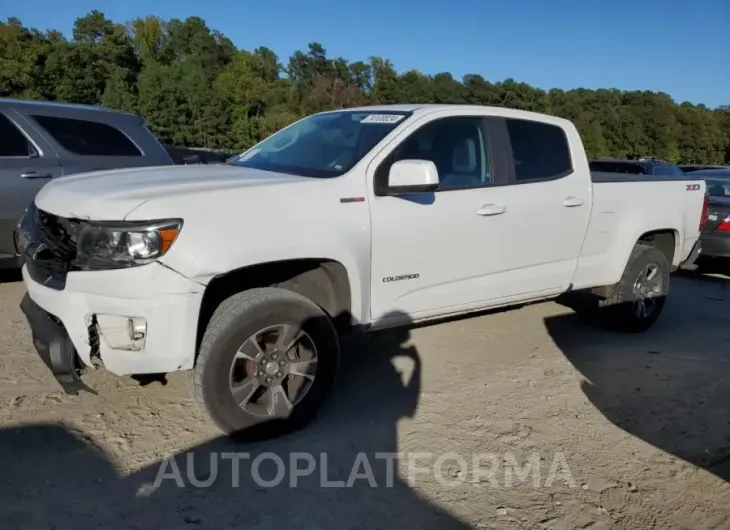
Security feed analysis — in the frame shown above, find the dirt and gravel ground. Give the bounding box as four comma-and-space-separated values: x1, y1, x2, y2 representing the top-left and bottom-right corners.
0, 269, 729, 529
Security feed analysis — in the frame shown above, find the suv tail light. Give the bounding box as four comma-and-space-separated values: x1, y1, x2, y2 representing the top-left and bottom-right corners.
700, 193, 709, 231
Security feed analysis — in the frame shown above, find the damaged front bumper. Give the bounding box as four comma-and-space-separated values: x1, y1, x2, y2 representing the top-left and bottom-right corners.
20, 262, 204, 393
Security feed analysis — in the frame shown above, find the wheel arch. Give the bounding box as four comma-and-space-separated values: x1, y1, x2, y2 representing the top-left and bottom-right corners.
636, 229, 678, 266
606, 227, 679, 287
195, 258, 358, 356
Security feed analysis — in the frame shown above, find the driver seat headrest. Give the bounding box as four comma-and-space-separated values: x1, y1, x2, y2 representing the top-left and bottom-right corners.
452, 138, 477, 173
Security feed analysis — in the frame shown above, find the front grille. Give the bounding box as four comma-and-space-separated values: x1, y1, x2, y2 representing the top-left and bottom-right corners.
17, 203, 78, 290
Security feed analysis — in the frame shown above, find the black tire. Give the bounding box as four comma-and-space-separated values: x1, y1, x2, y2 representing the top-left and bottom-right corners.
190, 287, 340, 440
594, 244, 670, 332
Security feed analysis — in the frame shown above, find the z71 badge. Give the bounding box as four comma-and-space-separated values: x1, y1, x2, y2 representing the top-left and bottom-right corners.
686, 184, 701, 191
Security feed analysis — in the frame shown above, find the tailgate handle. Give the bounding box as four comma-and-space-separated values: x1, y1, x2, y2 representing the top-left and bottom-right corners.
562, 196, 583, 207
21, 171, 53, 179
476, 204, 506, 216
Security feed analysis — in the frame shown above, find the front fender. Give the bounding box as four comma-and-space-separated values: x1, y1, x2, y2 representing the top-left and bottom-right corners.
129, 176, 373, 323
158, 234, 371, 324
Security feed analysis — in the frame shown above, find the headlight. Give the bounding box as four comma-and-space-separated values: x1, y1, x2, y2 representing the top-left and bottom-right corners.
75, 219, 183, 270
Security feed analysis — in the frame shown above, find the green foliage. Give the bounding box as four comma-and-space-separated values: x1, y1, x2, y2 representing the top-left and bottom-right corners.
1, 12, 728, 163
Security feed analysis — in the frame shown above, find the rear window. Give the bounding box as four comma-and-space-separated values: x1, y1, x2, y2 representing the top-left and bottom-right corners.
589, 161, 646, 174
30, 115, 142, 157
505, 118, 572, 181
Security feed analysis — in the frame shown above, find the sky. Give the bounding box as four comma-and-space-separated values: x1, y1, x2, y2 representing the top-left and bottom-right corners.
6, 0, 730, 108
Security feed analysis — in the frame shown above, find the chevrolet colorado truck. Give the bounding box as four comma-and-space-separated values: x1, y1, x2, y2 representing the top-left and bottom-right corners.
16, 104, 707, 439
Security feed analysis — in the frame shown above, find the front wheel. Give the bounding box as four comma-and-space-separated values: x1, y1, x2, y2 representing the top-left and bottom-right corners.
596, 244, 671, 332
191, 287, 340, 440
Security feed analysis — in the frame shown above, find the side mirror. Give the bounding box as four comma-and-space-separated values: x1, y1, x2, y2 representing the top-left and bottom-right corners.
387, 160, 439, 195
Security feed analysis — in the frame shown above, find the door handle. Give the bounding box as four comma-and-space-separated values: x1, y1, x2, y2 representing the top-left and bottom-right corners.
476, 204, 506, 216
21, 171, 53, 179
562, 196, 583, 207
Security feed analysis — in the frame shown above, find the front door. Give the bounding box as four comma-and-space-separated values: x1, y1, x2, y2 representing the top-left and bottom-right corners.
368, 114, 511, 321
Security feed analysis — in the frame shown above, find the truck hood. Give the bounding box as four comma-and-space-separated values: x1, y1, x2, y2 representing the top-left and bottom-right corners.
34, 164, 306, 220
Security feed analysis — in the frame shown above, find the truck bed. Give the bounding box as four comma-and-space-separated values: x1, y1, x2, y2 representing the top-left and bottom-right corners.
582, 170, 706, 284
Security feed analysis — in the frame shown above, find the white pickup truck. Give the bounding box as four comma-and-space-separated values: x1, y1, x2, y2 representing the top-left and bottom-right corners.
16, 104, 707, 439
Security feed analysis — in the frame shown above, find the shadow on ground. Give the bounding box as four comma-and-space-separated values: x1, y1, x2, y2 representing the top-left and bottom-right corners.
0, 268, 21, 284
679, 257, 730, 288
0, 311, 471, 529
545, 274, 730, 483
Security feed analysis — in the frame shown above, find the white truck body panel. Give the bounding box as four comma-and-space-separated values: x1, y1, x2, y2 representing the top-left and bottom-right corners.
573, 178, 702, 290
26, 104, 705, 375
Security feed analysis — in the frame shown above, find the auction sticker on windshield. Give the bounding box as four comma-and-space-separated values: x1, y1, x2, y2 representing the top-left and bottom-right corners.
360, 114, 406, 124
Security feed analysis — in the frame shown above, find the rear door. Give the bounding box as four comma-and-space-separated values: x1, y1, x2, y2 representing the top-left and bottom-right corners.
0, 110, 62, 260
488, 117, 593, 299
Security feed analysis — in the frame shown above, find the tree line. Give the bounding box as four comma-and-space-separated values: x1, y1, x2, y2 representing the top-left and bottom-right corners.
2, 11, 728, 164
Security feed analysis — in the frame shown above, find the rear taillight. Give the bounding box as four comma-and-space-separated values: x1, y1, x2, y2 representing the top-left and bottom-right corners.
717, 217, 730, 231
700, 193, 709, 231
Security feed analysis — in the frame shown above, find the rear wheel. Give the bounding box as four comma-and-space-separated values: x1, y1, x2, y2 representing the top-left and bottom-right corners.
597, 244, 670, 332
191, 287, 339, 440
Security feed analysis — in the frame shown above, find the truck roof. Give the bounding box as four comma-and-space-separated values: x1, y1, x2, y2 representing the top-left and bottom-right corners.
322, 103, 574, 126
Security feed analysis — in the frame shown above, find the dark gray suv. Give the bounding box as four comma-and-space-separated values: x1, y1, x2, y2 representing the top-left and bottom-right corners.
0, 98, 175, 269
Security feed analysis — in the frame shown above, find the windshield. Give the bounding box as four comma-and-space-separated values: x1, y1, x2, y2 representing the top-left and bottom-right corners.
228, 111, 412, 178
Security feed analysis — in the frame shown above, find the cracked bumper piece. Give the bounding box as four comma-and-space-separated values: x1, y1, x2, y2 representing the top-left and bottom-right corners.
21, 262, 204, 377
20, 293, 85, 394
